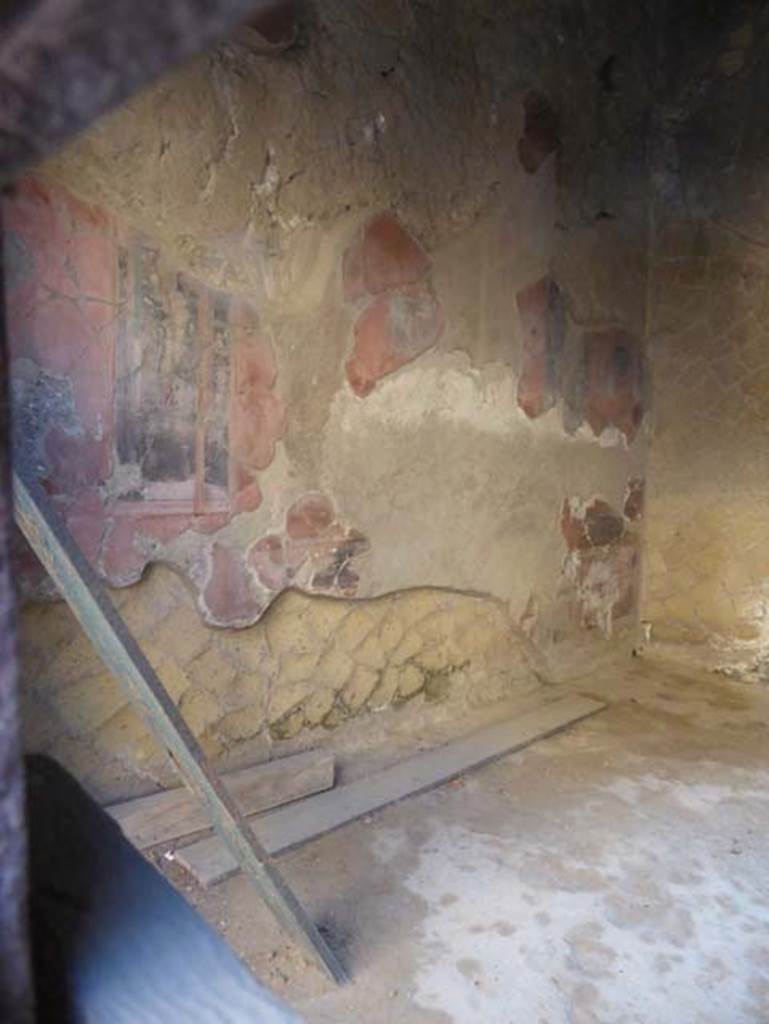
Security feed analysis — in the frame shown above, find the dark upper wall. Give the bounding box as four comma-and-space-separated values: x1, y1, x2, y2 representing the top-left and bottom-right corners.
643, 0, 769, 675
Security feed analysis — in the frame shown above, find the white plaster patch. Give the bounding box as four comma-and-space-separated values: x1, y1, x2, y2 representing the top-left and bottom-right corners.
329, 350, 646, 455
375, 775, 769, 1024
330, 355, 523, 437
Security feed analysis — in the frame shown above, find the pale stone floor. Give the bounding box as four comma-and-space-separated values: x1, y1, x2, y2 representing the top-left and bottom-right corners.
166, 655, 769, 1023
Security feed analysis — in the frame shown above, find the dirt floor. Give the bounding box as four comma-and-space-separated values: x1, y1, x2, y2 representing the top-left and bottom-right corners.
160, 653, 769, 1023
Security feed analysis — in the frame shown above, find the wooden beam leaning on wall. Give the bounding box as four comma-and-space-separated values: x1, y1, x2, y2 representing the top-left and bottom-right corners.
12, 465, 347, 985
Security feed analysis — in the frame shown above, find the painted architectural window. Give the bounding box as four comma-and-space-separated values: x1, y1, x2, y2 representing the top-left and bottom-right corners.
115, 238, 234, 515
4, 178, 280, 596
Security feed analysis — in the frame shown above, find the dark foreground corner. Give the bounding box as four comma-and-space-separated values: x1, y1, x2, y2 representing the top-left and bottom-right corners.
25, 754, 302, 1023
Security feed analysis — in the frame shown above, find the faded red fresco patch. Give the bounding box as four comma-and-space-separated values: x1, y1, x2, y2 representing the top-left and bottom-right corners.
561, 497, 625, 550
249, 493, 369, 597
5, 178, 116, 441
286, 493, 335, 540
518, 90, 560, 174
346, 283, 443, 397
203, 543, 262, 626
5, 176, 288, 624
100, 518, 147, 585
343, 213, 430, 301
99, 511, 226, 587
230, 313, 287, 473
561, 492, 639, 634
359, 213, 430, 295
342, 213, 440, 396
249, 534, 302, 592
569, 538, 639, 631
516, 276, 566, 419
583, 329, 644, 443
513, 273, 645, 442
231, 480, 263, 516
623, 477, 645, 521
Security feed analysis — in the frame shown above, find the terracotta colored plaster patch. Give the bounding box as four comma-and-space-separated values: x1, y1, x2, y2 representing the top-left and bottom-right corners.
343, 213, 430, 302
101, 518, 147, 586
561, 490, 638, 635
203, 543, 262, 626
100, 513, 189, 586
359, 213, 430, 295
3, 179, 116, 437
249, 533, 305, 591
5, 177, 289, 623
561, 496, 625, 551
342, 211, 439, 396
229, 305, 286, 474
286, 493, 335, 540
345, 282, 443, 397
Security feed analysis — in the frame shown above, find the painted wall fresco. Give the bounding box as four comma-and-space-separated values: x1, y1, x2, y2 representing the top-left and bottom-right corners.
6, 179, 366, 625
6, 171, 647, 635
9, 0, 658, 792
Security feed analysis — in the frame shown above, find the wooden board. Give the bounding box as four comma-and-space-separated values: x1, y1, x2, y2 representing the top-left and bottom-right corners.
109, 750, 335, 850
177, 694, 605, 887
13, 467, 346, 984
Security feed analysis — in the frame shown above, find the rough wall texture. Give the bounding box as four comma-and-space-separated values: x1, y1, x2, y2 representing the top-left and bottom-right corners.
20, 569, 543, 802
642, 1, 769, 679
8, 0, 656, 795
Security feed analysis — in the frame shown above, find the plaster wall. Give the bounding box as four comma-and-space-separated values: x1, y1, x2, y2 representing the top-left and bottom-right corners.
9, 0, 654, 798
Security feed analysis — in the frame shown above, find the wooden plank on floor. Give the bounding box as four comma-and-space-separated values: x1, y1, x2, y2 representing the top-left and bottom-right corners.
177, 693, 605, 888
12, 466, 347, 984
108, 750, 335, 850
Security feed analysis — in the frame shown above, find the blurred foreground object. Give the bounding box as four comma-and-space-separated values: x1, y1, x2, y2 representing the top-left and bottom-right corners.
0, 0, 282, 182
0, 3, 307, 1020
26, 754, 303, 1024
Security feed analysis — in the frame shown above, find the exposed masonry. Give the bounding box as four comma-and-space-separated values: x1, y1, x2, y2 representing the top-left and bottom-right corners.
19, 576, 542, 803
